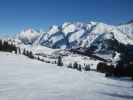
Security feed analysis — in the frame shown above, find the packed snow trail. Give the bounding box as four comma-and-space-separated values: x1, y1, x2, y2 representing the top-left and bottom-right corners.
0, 52, 133, 100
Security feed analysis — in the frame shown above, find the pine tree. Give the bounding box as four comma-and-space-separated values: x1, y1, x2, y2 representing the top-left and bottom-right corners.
57, 56, 63, 66
67, 63, 73, 68
3, 41, 8, 51
23, 49, 26, 55
84, 64, 90, 71
0, 39, 2, 50
29, 51, 34, 59
14, 45, 17, 54
73, 62, 78, 69
26, 50, 29, 56
18, 48, 21, 54
37, 56, 40, 60
77, 64, 82, 71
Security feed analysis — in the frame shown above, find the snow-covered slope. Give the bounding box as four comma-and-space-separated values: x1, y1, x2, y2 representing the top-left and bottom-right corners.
0, 51, 133, 100
16, 28, 41, 45
118, 22, 133, 39
38, 25, 67, 49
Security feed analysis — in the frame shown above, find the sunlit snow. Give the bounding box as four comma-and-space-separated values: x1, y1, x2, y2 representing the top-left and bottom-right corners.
0, 52, 133, 100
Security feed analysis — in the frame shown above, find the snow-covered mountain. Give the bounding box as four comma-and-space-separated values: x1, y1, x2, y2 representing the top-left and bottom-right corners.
16, 28, 41, 45
15, 20, 133, 60
31, 21, 133, 50
118, 22, 133, 39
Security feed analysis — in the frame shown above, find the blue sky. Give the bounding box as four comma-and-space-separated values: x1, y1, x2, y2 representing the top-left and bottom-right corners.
0, 0, 133, 36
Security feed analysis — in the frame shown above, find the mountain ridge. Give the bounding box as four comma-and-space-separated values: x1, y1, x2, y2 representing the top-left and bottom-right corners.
15, 20, 133, 55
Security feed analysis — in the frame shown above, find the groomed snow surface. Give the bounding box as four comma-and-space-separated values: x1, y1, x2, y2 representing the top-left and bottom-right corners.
0, 52, 133, 100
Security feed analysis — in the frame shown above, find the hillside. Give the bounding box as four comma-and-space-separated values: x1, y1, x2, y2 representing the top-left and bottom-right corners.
0, 52, 133, 100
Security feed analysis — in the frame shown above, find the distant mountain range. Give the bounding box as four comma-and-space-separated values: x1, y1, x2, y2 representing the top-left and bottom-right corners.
12, 20, 133, 62
0, 20, 132, 67
16, 21, 133, 49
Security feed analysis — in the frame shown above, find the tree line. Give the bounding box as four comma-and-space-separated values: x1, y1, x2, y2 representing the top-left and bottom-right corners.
0, 39, 18, 53
96, 53, 133, 80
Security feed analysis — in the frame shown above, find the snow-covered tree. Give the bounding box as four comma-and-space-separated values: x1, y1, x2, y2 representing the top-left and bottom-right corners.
112, 52, 121, 67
